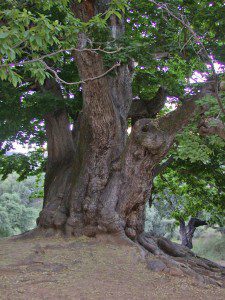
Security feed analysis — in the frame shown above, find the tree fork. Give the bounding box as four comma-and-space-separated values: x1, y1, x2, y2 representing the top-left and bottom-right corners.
38, 0, 200, 236
179, 217, 208, 249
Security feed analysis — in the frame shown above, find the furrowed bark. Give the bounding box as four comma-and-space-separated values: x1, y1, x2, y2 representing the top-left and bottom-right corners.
38, 79, 75, 229
59, 0, 133, 236
38, 69, 199, 236
38, 0, 126, 233
115, 97, 198, 239
37, 1, 211, 239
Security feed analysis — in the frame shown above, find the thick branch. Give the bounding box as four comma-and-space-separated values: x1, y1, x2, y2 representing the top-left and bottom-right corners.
188, 218, 207, 228
129, 87, 167, 122
126, 96, 197, 164
199, 118, 225, 140
159, 97, 196, 136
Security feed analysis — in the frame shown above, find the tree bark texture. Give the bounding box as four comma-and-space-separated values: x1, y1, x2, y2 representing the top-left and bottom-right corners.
38, 0, 198, 240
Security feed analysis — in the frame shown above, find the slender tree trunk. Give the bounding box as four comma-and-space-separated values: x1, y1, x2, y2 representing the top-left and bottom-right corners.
179, 218, 207, 249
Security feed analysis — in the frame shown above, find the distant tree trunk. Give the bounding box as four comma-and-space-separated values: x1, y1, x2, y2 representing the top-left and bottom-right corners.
179, 218, 207, 249
37, 0, 198, 240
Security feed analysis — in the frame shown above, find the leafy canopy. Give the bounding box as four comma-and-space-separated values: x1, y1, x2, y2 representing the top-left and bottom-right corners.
0, 0, 224, 185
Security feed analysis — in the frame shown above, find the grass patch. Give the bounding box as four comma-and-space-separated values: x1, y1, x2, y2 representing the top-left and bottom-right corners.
193, 231, 225, 262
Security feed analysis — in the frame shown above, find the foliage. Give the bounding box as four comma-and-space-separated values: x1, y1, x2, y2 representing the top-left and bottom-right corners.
0, 0, 224, 178
176, 94, 225, 163
0, 0, 127, 85
193, 229, 225, 261
145, 205, 177, 239
128, 0, 225, 99
0, 173, 43, 237
153, 140, 225, 227
151, 90, 225, 228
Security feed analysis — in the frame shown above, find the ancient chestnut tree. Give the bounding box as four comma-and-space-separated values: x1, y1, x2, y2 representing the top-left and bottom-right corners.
0, 0, 224, 246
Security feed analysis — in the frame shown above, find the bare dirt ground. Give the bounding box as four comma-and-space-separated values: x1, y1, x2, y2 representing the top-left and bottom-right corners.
0, 235, 224, 300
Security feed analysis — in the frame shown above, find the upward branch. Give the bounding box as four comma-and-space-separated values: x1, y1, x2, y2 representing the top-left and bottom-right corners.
159, 97, 197, 136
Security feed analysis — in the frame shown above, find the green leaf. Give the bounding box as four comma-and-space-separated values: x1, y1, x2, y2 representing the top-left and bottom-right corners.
114, 10, 122, 20
0, 32, 9, 39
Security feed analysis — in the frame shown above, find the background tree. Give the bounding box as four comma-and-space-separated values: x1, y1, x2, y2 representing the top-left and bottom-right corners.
152, 160, 224, 249
151, 100, 225, 248
0, 173, 42, 237
145, 204, 176, 239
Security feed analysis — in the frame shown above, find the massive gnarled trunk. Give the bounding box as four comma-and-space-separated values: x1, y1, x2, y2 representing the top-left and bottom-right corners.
38, 70, 196, 239
25, 1, 225, 285
37, 0, 197, 240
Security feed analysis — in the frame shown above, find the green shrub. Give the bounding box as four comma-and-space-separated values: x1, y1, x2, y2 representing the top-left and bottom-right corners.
0, 173, 42, 237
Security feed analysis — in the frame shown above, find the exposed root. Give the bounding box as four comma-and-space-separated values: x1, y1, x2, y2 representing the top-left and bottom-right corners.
137, 232, 225, 287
